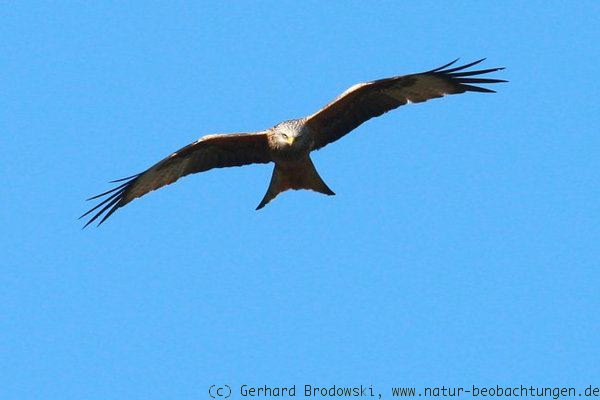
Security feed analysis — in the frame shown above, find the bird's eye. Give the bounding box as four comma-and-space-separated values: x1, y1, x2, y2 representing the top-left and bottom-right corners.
282, 133, 288, 139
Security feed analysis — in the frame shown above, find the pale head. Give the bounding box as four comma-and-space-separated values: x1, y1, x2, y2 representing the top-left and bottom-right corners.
271, 119, 311, 151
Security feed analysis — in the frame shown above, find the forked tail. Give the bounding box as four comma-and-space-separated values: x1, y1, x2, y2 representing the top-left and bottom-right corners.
256, 157, 335, 210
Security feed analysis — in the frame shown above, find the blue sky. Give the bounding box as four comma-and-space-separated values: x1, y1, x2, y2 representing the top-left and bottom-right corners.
2, 1, 599, 399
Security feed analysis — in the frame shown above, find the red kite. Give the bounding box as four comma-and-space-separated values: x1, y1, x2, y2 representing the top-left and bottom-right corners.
81, 59, 505, 227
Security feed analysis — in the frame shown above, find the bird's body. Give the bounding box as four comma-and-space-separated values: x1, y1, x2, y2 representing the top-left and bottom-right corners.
81, 59, 506, 227
261, 119, 334, 210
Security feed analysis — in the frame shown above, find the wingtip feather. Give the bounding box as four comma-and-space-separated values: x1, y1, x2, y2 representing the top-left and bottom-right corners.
428, 59, 506, 94
440, 58, 486, 74
428, 58, 460, 73
110, 173, 140, 183
81, 175, 137, 227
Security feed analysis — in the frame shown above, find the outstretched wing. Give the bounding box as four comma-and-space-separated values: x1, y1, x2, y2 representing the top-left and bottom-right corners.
80, 131, 272, 227
306, 59, 506, 150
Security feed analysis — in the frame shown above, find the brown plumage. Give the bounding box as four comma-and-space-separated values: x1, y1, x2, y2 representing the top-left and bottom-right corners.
81, 59, 506, 227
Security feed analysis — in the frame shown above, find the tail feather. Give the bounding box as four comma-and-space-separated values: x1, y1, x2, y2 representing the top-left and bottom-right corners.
256, 157, 334, 210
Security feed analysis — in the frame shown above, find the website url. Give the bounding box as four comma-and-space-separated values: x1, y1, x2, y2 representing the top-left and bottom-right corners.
391, 385, 600, 399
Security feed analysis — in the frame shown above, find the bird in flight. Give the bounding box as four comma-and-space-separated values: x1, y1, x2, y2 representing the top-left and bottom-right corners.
81, 58, 506, 227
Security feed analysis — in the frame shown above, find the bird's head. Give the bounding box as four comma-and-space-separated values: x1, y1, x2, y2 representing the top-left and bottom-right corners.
272, 119, 310, 150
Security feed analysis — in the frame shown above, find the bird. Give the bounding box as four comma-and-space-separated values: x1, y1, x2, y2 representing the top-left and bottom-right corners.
81, 58, 506, 227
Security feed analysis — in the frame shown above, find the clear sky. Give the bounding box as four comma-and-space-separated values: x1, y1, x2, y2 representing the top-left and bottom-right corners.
2, 1, 599, 399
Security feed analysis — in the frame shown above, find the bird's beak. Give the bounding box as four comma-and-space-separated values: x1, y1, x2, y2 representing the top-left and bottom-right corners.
286, 137, 295, 145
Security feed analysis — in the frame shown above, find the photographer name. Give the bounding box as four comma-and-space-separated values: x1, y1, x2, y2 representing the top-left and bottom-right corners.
240, 384, 380, 398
